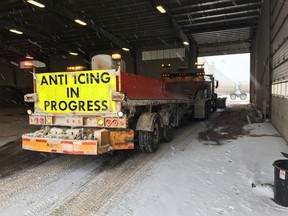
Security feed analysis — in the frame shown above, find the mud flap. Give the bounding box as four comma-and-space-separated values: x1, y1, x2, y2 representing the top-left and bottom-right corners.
194, 99, 209, 119
135, 112, 158, 132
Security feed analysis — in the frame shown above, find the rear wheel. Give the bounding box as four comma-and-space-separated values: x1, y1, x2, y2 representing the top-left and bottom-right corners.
138, 119, 161, 153
240, 93, 247, 100
204, 101, 210, 119
162, 125, 174, 142
138, 132, 147, 152
210, 99, 217, 112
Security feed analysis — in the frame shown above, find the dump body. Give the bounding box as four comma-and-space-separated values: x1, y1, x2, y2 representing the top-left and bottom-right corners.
22, 57, 217, 155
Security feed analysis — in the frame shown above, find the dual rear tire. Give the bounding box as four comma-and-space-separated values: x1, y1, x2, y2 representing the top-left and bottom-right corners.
138, 119, 161, 153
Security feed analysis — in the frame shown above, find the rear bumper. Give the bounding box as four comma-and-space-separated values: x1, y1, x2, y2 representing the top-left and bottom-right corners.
22, 137, 100, 155
22, 129, 134, 155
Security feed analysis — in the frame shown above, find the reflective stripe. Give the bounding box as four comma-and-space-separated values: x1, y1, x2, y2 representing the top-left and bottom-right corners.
82, 141, 97, 145
61, 141, 73, 145
23, 138, 30, 141
36, 139, 47, 143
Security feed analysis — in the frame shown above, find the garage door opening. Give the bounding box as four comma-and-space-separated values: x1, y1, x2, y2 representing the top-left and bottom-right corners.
198, 53, 250, 106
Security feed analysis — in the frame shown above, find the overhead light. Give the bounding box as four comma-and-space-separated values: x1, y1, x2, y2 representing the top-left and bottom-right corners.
69, 52, 78, 56
27, 0, 45, 8
26, 56, 34, 59
183, 41, 189, 46
74, 19, 87, 26
67, 66, 86, 71
112, 53, 122, 60
156, 5, 166, 13
9, 29, 23, 35
122, 47, 130, 52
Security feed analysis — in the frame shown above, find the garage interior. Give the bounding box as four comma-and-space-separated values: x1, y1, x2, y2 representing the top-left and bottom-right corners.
0, 0, 288, 214
0, 0, 285, 141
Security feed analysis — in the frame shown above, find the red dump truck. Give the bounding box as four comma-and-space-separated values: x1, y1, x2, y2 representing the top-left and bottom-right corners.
22, 54, 218, 155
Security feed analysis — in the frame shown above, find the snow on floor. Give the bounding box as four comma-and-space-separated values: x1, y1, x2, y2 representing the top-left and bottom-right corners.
99, 122, 288, 216
1, 106, 288, 216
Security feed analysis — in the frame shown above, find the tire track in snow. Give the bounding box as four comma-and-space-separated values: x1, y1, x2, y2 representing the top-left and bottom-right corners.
0, 154, 121, 215
48, 119, 210, 216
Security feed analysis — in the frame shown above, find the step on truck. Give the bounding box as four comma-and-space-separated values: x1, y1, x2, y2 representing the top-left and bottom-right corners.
22, 54, 218, 155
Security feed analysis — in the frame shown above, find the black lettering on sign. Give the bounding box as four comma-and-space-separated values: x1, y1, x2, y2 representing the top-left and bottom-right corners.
58, 74, 68, 85
44, 101, 50, 110
40, 74, 68, 86
59, 101, 67, 111
87, 100, 93, 111
69, 101, 77, 111
94, 100, 101, 111
73, 72, 111, 84
66, 87, 79, 98
101, 72, 110, 83
79, 101, 85, 111
102, 100, 108, 111
43, 100, 110, 112
77, 74, 86, 84
51, 101, 57, 111
41, 76, 48, 85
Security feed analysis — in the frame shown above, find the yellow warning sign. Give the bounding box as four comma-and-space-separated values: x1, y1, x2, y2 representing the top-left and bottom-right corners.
36, 70, 117, 113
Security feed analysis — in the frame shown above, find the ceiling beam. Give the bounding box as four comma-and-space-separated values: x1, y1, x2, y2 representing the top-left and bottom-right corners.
148, 1, 193, 46
198, 39, 251, 48
34, 0, 132, 51
0, 18, 90, 61
174, 2, 261, 18
169, 0, 262, 12
0, 39, 27, 56
184, 15, 259, 29
187, 22, 256, 34
178, 10, 260, 25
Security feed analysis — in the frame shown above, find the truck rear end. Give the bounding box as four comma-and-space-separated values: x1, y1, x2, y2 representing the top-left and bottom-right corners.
22, 54, 218, 155
23, 57, 134, 155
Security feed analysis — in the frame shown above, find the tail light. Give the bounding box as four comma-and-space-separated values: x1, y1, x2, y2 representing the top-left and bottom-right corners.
40, 117, 45, 124
106, 119, 112, 126
113, 119, 118, 126
197, 72, 205, 76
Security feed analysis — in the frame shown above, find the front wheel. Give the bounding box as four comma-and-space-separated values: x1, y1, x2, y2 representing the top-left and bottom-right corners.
230, 93, 237, 100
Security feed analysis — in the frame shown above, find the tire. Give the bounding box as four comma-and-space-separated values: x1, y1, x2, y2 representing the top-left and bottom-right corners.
230, 93, 237, 100
240, 93, 247, 100
204, 102, 210, 119
138, 119, 161, 153
162, 125, 174, 142
211, 99, 217, 112
138, 132, 147, 153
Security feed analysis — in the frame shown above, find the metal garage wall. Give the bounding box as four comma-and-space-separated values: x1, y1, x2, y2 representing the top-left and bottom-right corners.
271, 0, 288, 141
251, 0, 270, 110
0, 62, 15, 86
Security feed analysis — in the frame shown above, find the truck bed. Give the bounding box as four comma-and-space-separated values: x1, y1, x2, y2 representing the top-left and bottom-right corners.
121, 72, 206, 106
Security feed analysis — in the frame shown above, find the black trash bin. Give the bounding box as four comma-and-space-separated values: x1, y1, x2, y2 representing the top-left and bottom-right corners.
273, 159, 288, 207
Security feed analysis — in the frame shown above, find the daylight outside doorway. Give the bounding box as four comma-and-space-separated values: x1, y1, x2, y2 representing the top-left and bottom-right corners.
198, 53, 250, 106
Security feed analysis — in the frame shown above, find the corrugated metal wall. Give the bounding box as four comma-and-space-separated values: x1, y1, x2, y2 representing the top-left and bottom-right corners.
252, 0, 288, 141
0, 62, 15, 86
250, 0, 270, 110
271, 0, 288, 141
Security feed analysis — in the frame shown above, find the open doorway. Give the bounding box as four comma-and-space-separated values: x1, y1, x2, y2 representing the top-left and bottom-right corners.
198, 53, 250, 106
